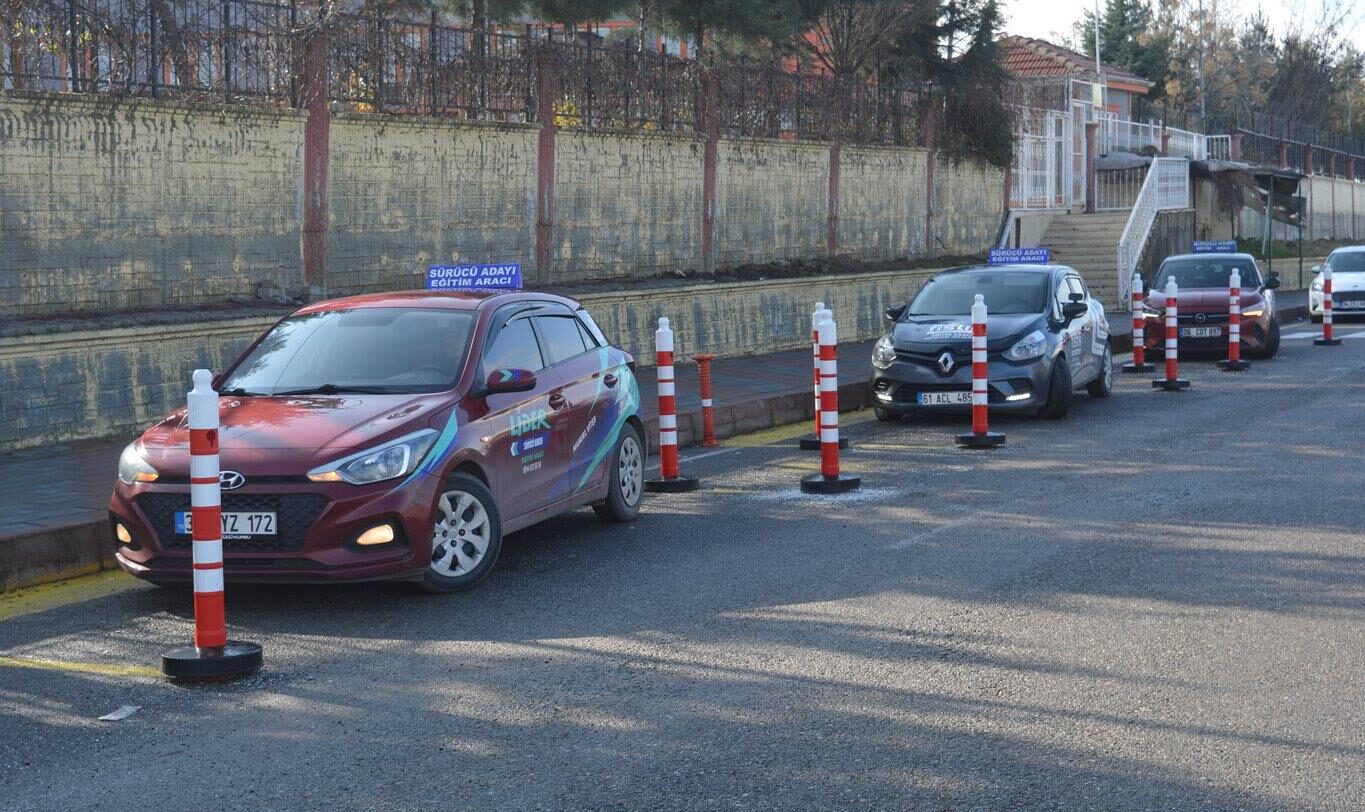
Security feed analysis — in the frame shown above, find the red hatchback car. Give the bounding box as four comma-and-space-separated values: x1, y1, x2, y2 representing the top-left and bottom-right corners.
1142, 252, 1282, 359
109, 291, 646, 592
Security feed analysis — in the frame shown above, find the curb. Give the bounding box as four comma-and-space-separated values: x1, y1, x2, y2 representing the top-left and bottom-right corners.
0, 519, 117, 593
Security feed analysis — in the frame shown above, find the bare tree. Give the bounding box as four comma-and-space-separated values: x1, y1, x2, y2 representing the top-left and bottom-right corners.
800, 0, 921, 77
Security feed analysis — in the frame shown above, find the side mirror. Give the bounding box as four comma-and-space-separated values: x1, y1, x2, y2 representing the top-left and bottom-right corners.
1263, 275, 1282, 290
1311, 265, 1322, 273
1061, 302, 1088, 321
485, 368, 537, 394
884, 304, 907, 322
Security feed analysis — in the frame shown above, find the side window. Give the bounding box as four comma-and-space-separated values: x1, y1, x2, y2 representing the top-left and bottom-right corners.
1053, 276, 1071, 317
535, 315, 590, 365
483, 317, 544, 373
576, 319, 600, 350
576, 308, 610, 347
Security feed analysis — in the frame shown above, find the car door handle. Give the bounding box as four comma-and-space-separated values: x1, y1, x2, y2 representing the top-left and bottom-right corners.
603, 373, 618, 388
548, 392, 568, 410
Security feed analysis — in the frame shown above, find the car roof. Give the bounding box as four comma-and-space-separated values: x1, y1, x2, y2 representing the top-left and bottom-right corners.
292, 289, 582, 317
1328, 245, 1365, 254
938, 264, 1065, 275
1162, 252, 1258, 264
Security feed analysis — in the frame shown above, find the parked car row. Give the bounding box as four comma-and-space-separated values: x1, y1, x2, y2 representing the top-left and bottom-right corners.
108, 248, 1299, 593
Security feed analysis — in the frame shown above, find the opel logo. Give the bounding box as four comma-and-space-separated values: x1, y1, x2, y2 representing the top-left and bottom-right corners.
937, 351, 956, 374
1195, 312, 1207, 324
219, 471, 246, 490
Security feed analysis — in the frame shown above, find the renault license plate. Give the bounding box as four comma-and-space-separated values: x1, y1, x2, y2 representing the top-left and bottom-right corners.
1336, 299, 1365, 310
1180, 326, 1221, 338
175, 511, 277, 538
917, 391, 972, 406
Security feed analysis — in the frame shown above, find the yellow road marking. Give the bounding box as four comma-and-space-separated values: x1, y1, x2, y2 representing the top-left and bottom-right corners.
0, 570, 142, 623
0, 654, 161, 679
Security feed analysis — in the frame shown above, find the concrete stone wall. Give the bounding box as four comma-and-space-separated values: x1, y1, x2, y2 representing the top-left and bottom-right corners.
550, 130, 705, 285
839, 145, 929, 259
1, 91, 1004, 319
0, 269, 936, 451
933, 157, 1006, 254
0, 92, 306, 316
326, 116, 538, 294
714, 138, 829, 266
0, 315, 280, 450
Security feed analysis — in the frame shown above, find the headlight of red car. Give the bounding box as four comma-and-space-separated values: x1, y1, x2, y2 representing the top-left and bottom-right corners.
307, 429, 439, 485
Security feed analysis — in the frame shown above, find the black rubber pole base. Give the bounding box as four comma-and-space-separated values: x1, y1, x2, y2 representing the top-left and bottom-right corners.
1121, 362, 1156, 373
1217, 359, 1251, 371
645, 474, 700, 493
1152, 379, 1191, 391
161, 640, 263, 682
1314, 338, 1343, 346
799, 435, 849, 451
799, 472, 862, 494
955, 431, 1006, 449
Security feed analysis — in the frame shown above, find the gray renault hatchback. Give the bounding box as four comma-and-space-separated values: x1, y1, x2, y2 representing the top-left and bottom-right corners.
870, 264, 1112, 421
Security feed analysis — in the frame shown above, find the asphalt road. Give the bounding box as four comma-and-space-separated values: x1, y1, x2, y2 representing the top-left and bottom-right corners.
2, 322, 1363, 812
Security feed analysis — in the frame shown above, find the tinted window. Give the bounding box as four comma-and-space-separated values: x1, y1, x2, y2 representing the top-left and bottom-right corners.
1328, 252, 1365, 273
1155, 259, 1261, 289
577, 308, 610, 347
909, 272, 1050, 316
484, 318, 544, 373
219, 308, 475, 394
536, 315, 591, 364
576, 319, 600, 350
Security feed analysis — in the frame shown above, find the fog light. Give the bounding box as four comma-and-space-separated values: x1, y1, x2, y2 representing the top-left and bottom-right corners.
355, 524, 396, 546
1005, 392, 1031, 402
115, 523, 133, 544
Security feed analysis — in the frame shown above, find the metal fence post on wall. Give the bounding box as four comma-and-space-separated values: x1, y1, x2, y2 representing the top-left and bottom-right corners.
66, 0, 79, 92
585, 35, 594, 128
375, 8, 385, 112
148, 0, 159, 98
659, 48, 669, 131
222, 0, 231, 101
429, 11, 438, 116
534, 50, 559, 278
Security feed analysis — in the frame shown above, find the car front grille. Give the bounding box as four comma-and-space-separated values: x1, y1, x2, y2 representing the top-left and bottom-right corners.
138, 492, 328, 553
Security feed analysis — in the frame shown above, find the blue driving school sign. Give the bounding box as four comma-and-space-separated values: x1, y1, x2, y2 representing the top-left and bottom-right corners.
1192, 240, 1238, 253
988, 248, 1051, 265
426, 263, 523, 291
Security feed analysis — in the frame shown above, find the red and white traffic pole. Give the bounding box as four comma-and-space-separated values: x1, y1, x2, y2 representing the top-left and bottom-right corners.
1122, 273, 1155, 373
1153, 278, 1190, 391
695, 353, 719, 448
801, 313, 860, 493
801, 303, 846, 451
956, 294, 1006, 448
1218, 268, 1251, 371
160, 369, 262, 681
1315, 264, 1343, 346
645, 317, 699, 493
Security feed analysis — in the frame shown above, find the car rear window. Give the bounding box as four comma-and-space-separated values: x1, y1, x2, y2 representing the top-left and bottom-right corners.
909, 272, 1050, 316
1154, 259, 1261, 289
220, 308, 476, 394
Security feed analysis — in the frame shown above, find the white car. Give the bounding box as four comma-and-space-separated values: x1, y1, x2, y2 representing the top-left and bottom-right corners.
1310, 246, 1365, 321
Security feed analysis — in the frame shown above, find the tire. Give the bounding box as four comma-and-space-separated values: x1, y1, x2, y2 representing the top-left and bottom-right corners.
1086, 343, 1113, 399
874, 407, 900, 423
1036, 357, 1073, 420
421, 472, 503, 593
593, 423, 645, 523
1256, 319, 1281, 359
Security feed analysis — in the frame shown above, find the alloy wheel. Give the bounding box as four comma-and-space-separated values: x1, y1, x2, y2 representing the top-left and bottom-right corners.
430, 490, 491, 577
618, 435, 643, 506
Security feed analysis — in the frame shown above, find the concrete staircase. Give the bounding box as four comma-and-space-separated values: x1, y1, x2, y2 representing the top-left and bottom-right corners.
1039, 212, 1131, 306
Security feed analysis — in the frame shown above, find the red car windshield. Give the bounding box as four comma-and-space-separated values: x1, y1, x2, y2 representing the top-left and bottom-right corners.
1155, 259, 1261, 289
219, 308, 476, 395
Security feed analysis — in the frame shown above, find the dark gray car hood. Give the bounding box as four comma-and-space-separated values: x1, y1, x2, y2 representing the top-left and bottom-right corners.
891, 313, 1045, 352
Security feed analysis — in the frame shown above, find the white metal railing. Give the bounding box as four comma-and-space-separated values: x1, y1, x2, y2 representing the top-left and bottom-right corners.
1095, 167, 1147, 211
1205, 134, 1232, 161
1164, 127, 1208, 160
1009, 105, 1069, 210
1116, 157, 1191, 305
1098, 116, 1209, 160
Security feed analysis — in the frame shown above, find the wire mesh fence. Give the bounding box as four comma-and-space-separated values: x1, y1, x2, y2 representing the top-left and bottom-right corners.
1, 0, 936, 145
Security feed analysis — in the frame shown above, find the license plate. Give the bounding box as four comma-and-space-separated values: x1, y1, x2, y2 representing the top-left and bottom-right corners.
917, 391, 972, 406
1335, 299, 1365, 310
175, 511, 277, 538
1180, 326, 1222, 338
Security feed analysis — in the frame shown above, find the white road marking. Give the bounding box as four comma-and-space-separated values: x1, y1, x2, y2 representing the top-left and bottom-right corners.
888, 515, 978, 550
1282, 329, 1365, 340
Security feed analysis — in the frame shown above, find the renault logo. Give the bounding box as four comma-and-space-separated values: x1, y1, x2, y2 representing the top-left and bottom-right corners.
937, 351, 956, 374
1194, 312, 1207, 324
219, 471, 246, 490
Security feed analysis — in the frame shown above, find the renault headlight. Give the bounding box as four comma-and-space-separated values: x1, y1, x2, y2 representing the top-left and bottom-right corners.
1311, 275, 1324, 292
1004, 330, 1047, 361
308, 429, 439, 485
872, 335, 897, 368
117, 442, 159, 485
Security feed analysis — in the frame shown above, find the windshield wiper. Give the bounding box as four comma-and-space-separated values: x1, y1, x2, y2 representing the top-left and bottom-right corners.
217, 387, 262, 397
271, 384, 396, 396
